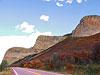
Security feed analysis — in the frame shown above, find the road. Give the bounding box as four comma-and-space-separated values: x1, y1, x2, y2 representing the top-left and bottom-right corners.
12, 67, 64, 75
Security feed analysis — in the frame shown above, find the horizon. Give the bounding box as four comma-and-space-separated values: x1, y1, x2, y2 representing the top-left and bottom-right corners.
0, 0, 100, 64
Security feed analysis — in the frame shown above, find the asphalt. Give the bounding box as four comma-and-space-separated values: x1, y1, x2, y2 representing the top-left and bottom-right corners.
12, 67, 64, 75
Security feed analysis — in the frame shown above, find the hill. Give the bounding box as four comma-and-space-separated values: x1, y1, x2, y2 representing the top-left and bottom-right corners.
4, 35, 66, 65
5, 15, 100, 65
72, 15, 100, 37
12, 32, 100, 69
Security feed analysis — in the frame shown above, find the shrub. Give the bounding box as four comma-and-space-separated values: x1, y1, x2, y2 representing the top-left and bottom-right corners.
92, 42, 100, 63
66, 63, 75, 69
66, 70, 76, 74
0, 60, 8, 71
72, 64, 100, 75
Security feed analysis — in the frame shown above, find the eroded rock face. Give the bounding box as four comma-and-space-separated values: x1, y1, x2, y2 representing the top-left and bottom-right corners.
33, 35, 66, 53
72, 15, 100, 37
4, 35, 66, 65
12, 32, 100, 68
4, 47, 34, 65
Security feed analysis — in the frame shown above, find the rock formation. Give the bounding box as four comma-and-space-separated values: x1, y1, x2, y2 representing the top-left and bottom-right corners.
4, 35, 66, 65
33, 35, 66, 53
72, 15, 100, 37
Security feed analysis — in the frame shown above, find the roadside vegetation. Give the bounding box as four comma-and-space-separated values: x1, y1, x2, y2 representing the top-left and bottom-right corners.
0, 60, 8, 72
12, 35, 100, 75
0, 68, 14, 75
0, 60, 14, 75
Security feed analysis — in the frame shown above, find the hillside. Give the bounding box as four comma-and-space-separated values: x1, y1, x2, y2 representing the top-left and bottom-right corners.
32, 35, 66, 53
4, 47, 34, 65
5, 15, 100, 65
11, 15, 100, 67
4, 35, 66, 65
10, 15, 100, 74
12, 32, 100, 68
72, 15, 100, 37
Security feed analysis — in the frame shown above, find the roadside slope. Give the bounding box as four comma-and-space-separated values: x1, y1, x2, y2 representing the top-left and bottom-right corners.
4, 35, 66, 65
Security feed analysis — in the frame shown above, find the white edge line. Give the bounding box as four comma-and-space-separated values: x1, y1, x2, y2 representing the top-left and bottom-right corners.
12, 68, 19, 75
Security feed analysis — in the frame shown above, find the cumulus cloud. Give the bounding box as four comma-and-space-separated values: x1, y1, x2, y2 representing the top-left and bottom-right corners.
16, 22, 35, 33
56, 2, 63, 6
43, 0, 87, 5
40, 15, 49, 21
44, 0, 51, 2
76, 0, 82, 3
58, 0, 64, 1
0, 22, 52, 64
66, 0, 73, 4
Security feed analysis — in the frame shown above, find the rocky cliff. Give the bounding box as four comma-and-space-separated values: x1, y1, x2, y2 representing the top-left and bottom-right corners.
4, 35, 66, 65
72, 15, 100, 37
5, 15, 100, 65
4, 47, 34, 65
12, 32, 100, 68
33, 35, 66, 53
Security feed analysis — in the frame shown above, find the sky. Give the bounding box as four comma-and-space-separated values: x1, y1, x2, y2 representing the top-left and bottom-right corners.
0, 0, 100, 63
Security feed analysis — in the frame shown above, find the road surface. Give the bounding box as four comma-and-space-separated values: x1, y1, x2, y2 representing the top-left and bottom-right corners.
12, 67, 64, 75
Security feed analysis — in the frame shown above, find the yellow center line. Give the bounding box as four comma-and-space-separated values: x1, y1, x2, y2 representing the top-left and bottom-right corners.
18, 68, 42, 75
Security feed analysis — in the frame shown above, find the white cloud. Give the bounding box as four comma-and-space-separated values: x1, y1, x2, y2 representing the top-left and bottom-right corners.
44, 0, 51, 2
66, 0, 73, 4
40, 15, 49, 21
16, 22, 35, 33
58, 0, 64, 1
0, 22, 52, 64
43, 0, 87, 5
56, 2, 63, 6
76, 0, 82, 3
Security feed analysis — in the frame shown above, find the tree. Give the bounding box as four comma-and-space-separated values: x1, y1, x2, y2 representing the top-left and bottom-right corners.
0, 60, 8, 71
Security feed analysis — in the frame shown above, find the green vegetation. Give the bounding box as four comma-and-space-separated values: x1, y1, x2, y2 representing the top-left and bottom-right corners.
11, 33, 100, 75
0, 60, 8, 72
0, 68, 14, 75
12, 42, 100, 75
66, 64, 100, 75
0, 60, 14, 75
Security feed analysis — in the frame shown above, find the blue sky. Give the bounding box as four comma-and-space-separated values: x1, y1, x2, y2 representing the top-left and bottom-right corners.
0, 0, 100, 63
0, 0, 99, 36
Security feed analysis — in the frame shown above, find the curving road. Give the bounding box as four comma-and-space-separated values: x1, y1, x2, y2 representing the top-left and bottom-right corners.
12, 67, 64, 75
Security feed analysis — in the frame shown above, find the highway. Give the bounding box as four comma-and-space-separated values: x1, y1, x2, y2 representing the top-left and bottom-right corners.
12, 67, 64, 75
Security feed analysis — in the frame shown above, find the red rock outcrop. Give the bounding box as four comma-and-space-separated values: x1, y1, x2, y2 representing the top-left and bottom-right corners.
4, 47, 34, 65
4, 35, 66, 65
33, 35, 66, 53
11, 32, 100, 68
72, 15, 100, 37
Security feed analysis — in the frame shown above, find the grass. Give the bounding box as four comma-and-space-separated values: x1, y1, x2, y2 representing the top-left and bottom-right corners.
0, 68, 14, 75
69, 64, 100, 75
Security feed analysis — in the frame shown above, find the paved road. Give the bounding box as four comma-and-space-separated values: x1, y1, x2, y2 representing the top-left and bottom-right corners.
12, 67, 64, 75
